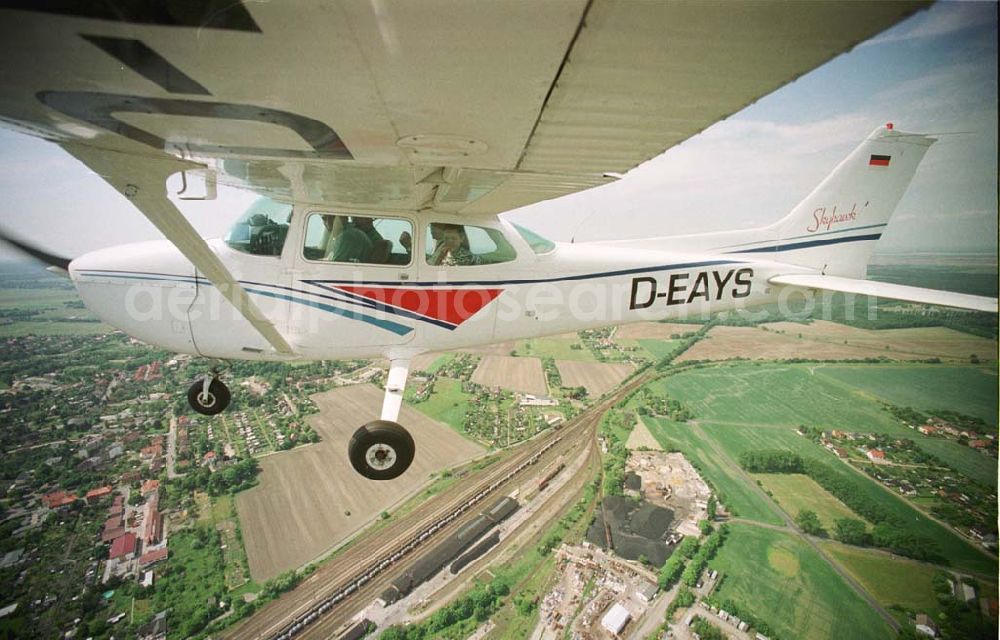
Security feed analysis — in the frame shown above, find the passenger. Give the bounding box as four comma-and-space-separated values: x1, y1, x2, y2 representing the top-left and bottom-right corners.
352, 216, 383, 246
399, 230, 412, 255
325, 215, 372, 263
429, 224, 482, 266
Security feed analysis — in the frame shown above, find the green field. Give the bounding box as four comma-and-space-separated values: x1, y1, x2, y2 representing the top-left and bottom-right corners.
709, 524, 894, 640
657, 364, 908, 431
411, 377, 474, 434
0, 286, 111, 336
822, 543, 945, 618
815, 364, 998, 427
636, 338, 683, 360
517, 336, 595, 362
754, 473, 865, 531
658, 363, 998, 487
423, 354, 454, 374
698, 423, 996, 574
644, 417, 785, 525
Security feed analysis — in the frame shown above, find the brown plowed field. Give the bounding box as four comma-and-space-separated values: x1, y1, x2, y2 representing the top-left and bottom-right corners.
625, 419, 663, 450
410, 352, 442, 372
471, 355, 548, 395
460, 340, 519, 356
615, 322, 700, 339
556, 360, 634, 397
676, 321, 996, 363
235, 384, 484, 582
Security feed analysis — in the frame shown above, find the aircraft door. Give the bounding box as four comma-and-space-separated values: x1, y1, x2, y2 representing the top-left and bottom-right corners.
413, 220, 515, 346
288, 212, 417, 358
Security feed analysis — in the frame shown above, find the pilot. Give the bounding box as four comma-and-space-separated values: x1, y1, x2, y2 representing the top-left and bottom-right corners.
324, 215, 372, 263
399, 230, 412, 255
429, 224, 481, 266
352, 216, 383, 246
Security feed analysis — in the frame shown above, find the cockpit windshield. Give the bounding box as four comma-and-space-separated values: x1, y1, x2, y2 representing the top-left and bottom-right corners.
224, 197, 293, 257
511, 223, 556, 254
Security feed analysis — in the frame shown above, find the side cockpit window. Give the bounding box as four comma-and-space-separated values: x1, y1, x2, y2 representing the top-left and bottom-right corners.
425, 223, 516, 266
224, 197, 292, 257
303, 214, 413, 265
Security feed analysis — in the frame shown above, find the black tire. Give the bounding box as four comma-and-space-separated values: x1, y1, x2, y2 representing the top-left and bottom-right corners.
348, 421, 415, 481
187, 378, 231, 416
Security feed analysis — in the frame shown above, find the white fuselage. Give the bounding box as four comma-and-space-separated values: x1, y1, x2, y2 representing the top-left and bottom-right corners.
67, 212, 815, 362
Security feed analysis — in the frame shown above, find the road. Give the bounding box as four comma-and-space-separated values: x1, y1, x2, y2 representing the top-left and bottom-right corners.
165, 416, 182, 479
689, 423, 902, 633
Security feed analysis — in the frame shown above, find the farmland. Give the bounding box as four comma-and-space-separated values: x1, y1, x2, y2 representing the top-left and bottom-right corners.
516, 334, 596, 361
655, 362, 999, 485
408, 377, 474, 433
708, 523, 894, 640
411, 352, 452, 373
697, 422, 996, 574
821, 543, 947, 619
634, 338, 683, 360
655, 364, 909, 431
0, 284, 111, 336
676, 321, 997, 364
471, 354, 548, 395
625, 419, 662, 450
235, 384, 484, 581
754, 473, 866, 531
555, 360, 633, 397
614, 321, 700, 340
815, 364, 998, 427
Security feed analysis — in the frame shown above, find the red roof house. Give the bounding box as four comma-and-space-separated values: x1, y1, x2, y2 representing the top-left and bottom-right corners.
140, 444, 163, 459
85, 486, 113, 503
42, 490, 77, 509
141, 479, 160, 496
109, 532, 137, 560
138, 547, 168, 568
866, 449, 887, 464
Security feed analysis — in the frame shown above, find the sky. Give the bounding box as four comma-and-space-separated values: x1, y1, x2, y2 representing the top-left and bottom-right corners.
0, 1, 996, 262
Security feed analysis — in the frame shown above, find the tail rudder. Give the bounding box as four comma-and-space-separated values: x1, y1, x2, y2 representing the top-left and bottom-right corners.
770, 123, 934, 277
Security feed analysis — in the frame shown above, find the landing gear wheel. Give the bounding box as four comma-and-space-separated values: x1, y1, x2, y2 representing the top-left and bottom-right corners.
187, 378, 231, 415
348, 420, 415, 481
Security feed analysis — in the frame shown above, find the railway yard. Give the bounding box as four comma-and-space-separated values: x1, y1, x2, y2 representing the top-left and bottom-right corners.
224, 371, 652, 640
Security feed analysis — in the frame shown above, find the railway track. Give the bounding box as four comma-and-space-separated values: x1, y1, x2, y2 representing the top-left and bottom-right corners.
227, 371, 653, 640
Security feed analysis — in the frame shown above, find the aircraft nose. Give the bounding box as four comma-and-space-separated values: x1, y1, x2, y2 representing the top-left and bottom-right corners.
68, 240, 200, 354
69, 239, 197, 281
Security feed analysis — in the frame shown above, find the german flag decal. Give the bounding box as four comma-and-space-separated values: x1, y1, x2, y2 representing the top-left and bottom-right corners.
869, 154, 891, 167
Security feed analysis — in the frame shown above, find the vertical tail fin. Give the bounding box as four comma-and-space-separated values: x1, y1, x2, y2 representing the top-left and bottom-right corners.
769, 124, 935, 277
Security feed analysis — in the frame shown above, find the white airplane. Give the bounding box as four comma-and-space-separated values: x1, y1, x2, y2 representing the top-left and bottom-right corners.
0, 2, 995, 480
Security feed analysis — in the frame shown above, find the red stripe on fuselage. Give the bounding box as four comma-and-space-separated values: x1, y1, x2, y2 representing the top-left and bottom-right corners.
333, 286, 503, 326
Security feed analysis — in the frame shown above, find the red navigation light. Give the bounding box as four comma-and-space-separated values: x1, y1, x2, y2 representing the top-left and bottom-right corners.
886, 122, 894, 130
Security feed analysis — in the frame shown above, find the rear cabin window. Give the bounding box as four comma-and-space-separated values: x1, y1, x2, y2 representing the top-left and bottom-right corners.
424, 223, 517, 266
303, 214, 413, 265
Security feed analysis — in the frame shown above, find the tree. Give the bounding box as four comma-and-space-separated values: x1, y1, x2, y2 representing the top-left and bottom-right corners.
795, 510, 824, 536
833, 518, 868, 546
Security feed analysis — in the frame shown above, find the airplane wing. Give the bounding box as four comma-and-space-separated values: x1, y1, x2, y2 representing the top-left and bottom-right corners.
0, 2, 931, 356
0, 1, 929, 215
769, 274, 999, 313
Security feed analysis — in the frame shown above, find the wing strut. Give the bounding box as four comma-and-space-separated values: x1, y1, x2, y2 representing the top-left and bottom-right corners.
61, 143, 295, 355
